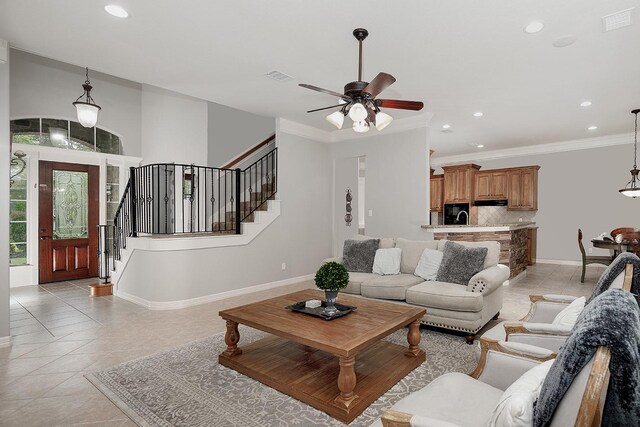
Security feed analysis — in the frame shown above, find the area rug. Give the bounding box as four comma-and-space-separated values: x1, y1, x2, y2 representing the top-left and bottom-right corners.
86, 326, 479, 426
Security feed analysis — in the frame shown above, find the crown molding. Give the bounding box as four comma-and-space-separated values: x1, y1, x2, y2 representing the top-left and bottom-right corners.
432, 132, 633, 166
276, 118, 333, 143
277, 113, 433, 144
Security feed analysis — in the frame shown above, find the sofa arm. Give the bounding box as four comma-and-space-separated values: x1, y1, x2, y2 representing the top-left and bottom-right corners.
322, 257, 343, 265
467, 264, 509, 294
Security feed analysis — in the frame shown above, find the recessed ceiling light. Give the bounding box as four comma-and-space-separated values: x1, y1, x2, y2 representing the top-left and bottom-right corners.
473, 112, 483, 117
442, 124, 451, 129
104, 5, 129, 18
580, 101, 592, 107
553, 35, 577, 48
588, 126, 598, 131
524, 21, 544, 34
477, 144, 485, 148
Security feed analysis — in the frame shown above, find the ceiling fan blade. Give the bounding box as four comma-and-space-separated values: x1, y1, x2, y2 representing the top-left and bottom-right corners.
307, 104, 344, 113
299, 84, 350, 100
362, 72, 396, 98
376, 99, 424, 111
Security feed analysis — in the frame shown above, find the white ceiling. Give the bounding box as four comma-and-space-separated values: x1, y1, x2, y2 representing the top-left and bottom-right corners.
1, 0, 639, 156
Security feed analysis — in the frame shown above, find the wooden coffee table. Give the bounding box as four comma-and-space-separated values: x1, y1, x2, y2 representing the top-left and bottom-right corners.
218, 289, 426, 423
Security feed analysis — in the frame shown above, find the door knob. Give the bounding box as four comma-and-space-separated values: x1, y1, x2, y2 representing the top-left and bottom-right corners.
40, 235, 52, 240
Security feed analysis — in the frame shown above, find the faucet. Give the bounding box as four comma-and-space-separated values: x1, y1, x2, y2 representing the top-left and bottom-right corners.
455, 210, 469, 225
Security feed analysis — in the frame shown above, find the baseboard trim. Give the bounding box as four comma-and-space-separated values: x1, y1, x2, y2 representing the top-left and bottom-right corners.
536, 259, 583, 266
115, 274, 314, 310
0, 335, 11, 348
504, 270, 527, 286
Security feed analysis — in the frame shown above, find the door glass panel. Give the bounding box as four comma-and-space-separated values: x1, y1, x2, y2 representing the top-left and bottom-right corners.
53, 170, 89, 239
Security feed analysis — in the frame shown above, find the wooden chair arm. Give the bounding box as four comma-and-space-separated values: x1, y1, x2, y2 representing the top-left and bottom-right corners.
470, 338, 556, 379
381, 409, 413, 427
623, 262, 633, 292
504, 322, 530, 337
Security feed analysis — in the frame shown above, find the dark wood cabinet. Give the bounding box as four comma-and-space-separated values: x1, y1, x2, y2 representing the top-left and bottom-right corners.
442, 164, 480, 204
507, 167, 539, 211
474, 171, 507, 200
430, 175, 444, 212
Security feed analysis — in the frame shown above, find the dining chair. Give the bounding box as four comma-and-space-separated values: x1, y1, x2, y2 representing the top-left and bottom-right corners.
578, 228, 613, 283
615, 230, 640, 256
610, 227, 636, 240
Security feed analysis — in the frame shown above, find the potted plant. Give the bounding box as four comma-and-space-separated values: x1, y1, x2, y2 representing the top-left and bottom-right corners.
315, 261, 349, 315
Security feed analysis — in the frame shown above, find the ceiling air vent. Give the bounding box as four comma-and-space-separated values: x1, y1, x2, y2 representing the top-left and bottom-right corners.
602, 8, 634, 32
265, 70, 293, 82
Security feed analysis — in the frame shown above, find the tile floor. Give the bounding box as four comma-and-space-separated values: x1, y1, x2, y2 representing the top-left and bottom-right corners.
0, 263, 601, 426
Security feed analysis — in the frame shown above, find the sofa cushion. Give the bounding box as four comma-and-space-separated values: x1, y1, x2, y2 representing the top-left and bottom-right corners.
343, 239, 380, 273
352, 234, 395, 249
361, 274, 424, 300
437, 239, 500, 269
396, 238, 439, 274
383, 373, 502, 427
372, 248, 402, 275
342, 272, 375, 295
436, 241, 488, 285
414, 248, 444, 281
406, 281, 484, 312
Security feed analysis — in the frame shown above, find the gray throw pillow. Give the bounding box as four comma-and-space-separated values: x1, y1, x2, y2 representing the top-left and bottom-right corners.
343, 239, 380, 273
436, 241, 488, 285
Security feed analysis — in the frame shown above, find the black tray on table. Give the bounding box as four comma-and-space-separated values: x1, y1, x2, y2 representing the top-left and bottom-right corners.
285, 301, 356, 320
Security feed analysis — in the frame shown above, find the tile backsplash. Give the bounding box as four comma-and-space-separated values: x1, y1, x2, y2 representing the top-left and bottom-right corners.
477, 206, 536, 225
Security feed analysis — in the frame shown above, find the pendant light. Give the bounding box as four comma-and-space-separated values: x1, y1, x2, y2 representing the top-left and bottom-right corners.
73, 67, 101, 128
619, 109, 640, 198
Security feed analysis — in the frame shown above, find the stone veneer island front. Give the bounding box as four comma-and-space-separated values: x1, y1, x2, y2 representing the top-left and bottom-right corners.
421, 222, 537, 279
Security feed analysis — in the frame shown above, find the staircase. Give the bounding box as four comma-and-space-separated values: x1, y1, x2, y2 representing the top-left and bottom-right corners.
106, 142, 279, 287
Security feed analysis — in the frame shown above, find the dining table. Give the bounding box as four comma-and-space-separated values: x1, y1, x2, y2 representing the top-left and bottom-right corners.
591, 238, 628, 259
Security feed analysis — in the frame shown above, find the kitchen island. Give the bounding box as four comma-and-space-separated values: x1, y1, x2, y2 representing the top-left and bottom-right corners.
421, 222, 537, 279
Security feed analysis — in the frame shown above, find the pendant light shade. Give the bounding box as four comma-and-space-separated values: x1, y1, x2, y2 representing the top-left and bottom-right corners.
375, 111, 393, 131
326, 111, 345, 129
619, 109, 640, 198
73, 67, 101, 128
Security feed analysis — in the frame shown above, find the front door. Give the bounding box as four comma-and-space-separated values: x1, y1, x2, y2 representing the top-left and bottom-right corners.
39, 161, 99, 283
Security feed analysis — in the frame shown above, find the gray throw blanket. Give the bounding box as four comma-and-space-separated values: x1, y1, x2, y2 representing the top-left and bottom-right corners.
533, 289, 640, 427
587, 252, 640, 304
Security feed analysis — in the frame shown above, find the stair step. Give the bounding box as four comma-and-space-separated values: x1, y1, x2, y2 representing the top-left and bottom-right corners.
240, 200, 269, 211
226, 212, 255, 222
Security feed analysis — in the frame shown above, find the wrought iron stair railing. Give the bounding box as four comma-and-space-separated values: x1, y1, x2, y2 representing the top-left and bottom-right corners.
112, 147, 277, 262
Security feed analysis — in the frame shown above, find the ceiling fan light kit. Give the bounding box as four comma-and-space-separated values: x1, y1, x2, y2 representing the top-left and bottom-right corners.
300, 28, 423, 133
619, 109, 640, 198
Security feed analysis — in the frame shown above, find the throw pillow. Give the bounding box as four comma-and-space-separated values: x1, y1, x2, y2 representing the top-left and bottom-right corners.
372, 248, 402, 275
551, 296, 586, 327
414, 248, 444, 281
488, 359, 554, 427
435, 241, 488, 285
342, 239, 380, 273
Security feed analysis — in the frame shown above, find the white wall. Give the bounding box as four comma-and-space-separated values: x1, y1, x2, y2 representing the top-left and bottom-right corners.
445, 144, 640, 261
9, 50, 143, 156
331, 127, 430, 255
116, 130, 333, 301
0, 45, 11, 343
207, 102, 274, 167
140, 84, 208, 165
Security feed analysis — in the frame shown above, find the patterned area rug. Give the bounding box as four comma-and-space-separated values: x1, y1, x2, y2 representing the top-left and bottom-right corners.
86, 326, 479, 426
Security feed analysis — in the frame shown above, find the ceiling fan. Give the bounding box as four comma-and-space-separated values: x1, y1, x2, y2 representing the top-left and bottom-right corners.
299, 28, 424, 133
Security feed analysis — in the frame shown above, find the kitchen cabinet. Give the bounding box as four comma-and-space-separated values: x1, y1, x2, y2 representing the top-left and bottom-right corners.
507, 166, 539, 210
474, 171, 508, 200
442, 164, 481, 204
430, 175, 444, 212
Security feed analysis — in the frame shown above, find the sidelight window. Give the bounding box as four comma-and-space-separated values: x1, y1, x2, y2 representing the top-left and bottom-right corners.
9, 154, 28, 266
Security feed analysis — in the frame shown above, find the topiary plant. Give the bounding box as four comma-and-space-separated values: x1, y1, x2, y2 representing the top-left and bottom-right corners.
315, 261, 349, 291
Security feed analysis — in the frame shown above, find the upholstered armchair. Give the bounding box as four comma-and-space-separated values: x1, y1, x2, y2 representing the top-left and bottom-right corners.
375, 340, 610, 427
480, 262, 632, 353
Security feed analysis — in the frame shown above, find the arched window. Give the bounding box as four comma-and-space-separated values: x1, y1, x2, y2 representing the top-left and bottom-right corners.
10, 118, 122, 155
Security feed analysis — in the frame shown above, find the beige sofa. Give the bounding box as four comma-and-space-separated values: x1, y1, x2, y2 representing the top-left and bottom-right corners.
324, 236, 510, 343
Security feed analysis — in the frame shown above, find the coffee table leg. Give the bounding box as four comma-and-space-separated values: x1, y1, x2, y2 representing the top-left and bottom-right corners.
334, 355, 358, 408
223, 320, 242, 356
406, 319, 421, 357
